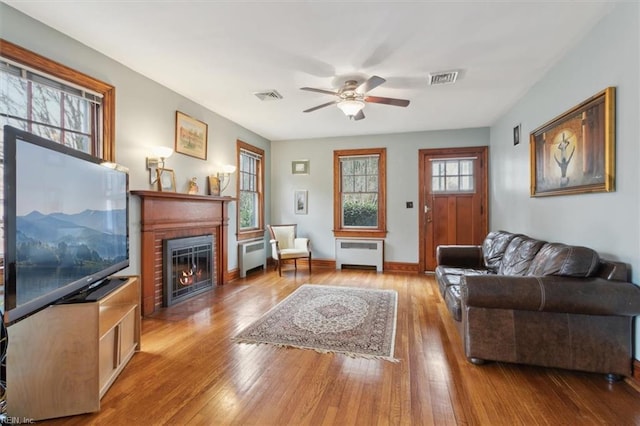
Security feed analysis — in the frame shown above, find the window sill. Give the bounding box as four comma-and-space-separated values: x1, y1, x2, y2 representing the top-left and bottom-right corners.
238, 229, 265, 241
333, 229, 387, 239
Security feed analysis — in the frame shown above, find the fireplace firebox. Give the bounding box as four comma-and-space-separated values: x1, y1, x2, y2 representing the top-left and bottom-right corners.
163, 234, 215, 306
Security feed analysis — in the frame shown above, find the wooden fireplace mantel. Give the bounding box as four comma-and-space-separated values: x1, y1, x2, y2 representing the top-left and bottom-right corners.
131, 190, 234, 315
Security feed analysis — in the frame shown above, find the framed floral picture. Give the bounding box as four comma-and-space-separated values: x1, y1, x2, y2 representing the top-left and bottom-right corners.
175, 111, 208, 160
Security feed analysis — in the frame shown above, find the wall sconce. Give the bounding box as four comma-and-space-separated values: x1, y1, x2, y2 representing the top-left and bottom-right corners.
146, 146, 174, 185
217, 164, 237, 193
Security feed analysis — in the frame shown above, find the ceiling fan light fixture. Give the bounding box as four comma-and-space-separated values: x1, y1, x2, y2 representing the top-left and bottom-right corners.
337, 99, 365, 117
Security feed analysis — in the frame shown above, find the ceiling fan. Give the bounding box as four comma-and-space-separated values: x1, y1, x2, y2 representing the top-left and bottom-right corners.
301, 75, 410, 121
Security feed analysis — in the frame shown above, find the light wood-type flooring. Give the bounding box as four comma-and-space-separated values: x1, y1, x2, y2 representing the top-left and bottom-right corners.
43, 268, 640, 425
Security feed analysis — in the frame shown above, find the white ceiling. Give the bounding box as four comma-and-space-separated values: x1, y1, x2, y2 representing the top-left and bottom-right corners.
5, 1, 614, 141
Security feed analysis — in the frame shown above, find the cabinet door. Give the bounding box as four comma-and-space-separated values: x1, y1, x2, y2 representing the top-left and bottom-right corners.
119, 309, 137, 360
99, 326, 119, 391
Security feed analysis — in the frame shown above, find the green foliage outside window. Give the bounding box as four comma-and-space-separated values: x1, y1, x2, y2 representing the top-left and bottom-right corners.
343, 199, 378, 227
239, 191, 257, 229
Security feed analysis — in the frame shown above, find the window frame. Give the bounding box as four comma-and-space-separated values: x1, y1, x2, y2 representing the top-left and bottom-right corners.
236, 140, 265, 241
0, 39, 115, 161
333, 147, 387, 238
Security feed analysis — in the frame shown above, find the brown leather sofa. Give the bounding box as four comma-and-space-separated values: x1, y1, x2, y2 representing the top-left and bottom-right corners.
436, 230, 640, 381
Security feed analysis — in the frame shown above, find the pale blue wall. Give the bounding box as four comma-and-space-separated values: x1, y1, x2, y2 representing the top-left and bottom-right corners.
490, 3, 639, 281
271, 128, 490, 263
0, 3, 271, 274
6, 1, 635, 276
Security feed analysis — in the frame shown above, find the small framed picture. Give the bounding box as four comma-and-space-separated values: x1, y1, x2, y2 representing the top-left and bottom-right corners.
291, 160, 310, 175
157, 168, 176, 192
175, 111, 208, 160
208, 176, 220, 196
294, 190, 308, 215
513, 124, 521, 146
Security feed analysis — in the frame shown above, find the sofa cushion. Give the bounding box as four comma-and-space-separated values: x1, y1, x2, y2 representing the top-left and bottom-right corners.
435, 266, 490, 297
435, 271, 460, 297
527, 243, 600, 277
482, 231, 519, 272
444, 285, 462, 321
498, 236, 546, 276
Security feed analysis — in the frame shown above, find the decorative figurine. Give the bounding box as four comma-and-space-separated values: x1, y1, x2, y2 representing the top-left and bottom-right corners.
188, 177, 199, 194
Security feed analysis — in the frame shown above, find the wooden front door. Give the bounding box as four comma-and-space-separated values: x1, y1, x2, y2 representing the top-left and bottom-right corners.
419, 147, 488, 272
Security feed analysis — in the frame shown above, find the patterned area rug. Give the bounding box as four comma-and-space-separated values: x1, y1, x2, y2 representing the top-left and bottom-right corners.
233, 284, 399, 362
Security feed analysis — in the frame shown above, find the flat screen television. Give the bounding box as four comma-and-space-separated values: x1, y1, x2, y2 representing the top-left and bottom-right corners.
3, 125, 129, 325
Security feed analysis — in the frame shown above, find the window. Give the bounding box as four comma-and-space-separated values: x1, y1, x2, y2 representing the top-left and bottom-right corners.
333, 148, 386, 238
0, 60, 102, 154
431, 158, 475, 193
237, 140, 264, 240
0, 39, 115, 160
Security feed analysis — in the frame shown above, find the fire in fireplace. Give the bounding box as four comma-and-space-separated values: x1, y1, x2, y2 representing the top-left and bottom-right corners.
163, 234, 215, 306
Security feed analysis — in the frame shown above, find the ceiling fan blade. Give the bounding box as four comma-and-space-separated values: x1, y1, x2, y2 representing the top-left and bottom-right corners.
365, 96, 410, 107
303, 100, 338, 113
300, 87, 339, 96
357, 75, 386, 93
352, 110, 365, 121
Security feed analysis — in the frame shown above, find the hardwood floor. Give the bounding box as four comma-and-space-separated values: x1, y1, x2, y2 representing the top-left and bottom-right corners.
43, 268, 640, 425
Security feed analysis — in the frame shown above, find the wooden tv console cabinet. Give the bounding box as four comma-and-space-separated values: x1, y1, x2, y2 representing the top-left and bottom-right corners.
6, 276, 141, 420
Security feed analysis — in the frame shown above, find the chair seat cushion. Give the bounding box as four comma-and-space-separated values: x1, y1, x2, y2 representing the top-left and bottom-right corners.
279, 248, 309, 259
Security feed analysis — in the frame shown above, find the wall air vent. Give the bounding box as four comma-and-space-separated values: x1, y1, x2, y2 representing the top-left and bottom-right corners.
254, 90, 283, 101
428, 71, 459, 86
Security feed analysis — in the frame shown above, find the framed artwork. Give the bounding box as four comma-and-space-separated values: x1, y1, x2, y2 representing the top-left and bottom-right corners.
208, 175, 220, 196
294, 190, 308, 215
157, 168, 176, 192
291, 160, 310, 175
530, 87, 615, 197
513, 124, 520, 146
175, 111, 208, 160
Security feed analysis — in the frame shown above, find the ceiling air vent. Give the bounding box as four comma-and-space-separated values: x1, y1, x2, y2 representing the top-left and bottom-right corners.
428, 70, 459, 86
254, 90, 283, 101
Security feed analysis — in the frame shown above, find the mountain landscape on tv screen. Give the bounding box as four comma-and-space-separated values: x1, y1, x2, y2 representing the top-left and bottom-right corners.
16, 208, 127, 267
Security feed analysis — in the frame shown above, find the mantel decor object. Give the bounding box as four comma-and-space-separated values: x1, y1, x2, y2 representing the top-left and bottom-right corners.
157, 168, 176, 192
175, 111, 208, 160
530, 87, 615, 197
188, 177, 199, 194
208, 176, 221, 196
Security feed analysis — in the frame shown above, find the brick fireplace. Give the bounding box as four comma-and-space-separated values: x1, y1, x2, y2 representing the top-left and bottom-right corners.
131, 190, 233, 315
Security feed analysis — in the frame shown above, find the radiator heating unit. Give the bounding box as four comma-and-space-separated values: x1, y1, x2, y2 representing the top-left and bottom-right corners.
238, 239, 267, 278
335, 238, 384, 272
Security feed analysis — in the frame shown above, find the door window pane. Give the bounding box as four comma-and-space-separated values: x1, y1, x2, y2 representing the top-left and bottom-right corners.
431, 158, 475, 193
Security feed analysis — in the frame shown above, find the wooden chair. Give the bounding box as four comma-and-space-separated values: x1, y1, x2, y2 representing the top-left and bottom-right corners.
268, 224, 311, 276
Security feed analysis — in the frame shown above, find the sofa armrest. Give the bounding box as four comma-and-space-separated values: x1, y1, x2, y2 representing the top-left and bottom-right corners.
462, 275, 640, 316
436, 245, 484, 268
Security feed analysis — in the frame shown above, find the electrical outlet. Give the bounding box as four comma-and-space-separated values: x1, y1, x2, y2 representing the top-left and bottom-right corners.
406, 201, 413, 208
